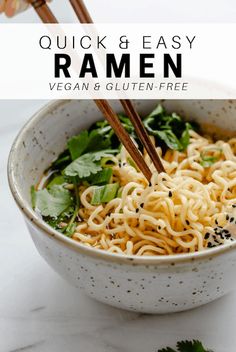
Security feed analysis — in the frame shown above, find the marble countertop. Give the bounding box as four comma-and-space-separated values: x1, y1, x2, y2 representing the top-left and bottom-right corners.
1, 2, 236, 351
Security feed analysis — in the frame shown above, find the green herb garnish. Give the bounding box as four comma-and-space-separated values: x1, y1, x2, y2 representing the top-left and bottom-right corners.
200, 148, 222, 168
31, 104, 197, 237
32, 185, 73, 218
158, 340, 213, 352
68, 130, 111, 161
88, 168, 112, 185
91, 183, 119, 205
67, 130, 89, 160
63, 183, 80, 237
47, 175, 67, 189
64, 150, 117, 179
143, 105, 195, 151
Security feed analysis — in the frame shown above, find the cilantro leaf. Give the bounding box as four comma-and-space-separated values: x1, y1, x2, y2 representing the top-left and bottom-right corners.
51, 150, 71, 170
158, 340, 213, 352
45, 205, 75, 232
143, 105, 195, 151
64, 153, 102, 178
88, 106, 194, 153
47, 175, 67, 189
89, 116, 136, 149
32, 185, 73, 218
179, 122, 192, 151
64, 150, 117, 179
85, 129, 111, 152
68, 130, 89, 160
148, 103, 165, 117
177, 340, 212, 352
91, 183, 119, 205
87, 168, 112, 185
63, 183, 80, 237
67, 130, 111, 161
91, 150, 118, 161
154, 129, 182, 150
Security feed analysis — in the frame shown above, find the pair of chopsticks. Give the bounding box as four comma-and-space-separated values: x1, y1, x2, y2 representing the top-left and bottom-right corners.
29, 0, 165, 181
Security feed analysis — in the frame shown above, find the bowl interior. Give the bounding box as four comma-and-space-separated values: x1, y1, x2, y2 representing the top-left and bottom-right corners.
8, 99, 236, 262
11, 99, 236, 205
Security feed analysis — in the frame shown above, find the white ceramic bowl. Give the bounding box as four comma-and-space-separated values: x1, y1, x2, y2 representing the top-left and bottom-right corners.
8, 99, 236, 314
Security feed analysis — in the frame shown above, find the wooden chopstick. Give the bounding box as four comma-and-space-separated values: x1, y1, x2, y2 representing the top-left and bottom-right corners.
121, 100, 165, 173
69, 0, 93, 23
68, 0, 165, 174
30, 0, 166, 179
29, 0, 57, 23
29, 0, 153, 180
95, 100, 152, 180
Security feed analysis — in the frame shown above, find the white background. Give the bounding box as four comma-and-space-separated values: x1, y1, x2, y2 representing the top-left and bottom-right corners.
1, 23, 236, 99
1, 1, 236, 351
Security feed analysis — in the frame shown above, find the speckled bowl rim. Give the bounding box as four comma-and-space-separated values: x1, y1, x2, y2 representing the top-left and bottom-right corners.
8, 99, 236, 266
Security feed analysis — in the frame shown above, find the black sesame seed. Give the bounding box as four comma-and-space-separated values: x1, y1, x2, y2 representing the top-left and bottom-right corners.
135, 208, 139, 213
140, 203, 144, 208
186, 220, 190, 225
158, 226, 161, 230
232, 205, 236, 208
118, 162, 121, 167
230, 217, 234, 223
215, 219, 218, 225
149, 182, 152, 187
204, 233, 210, 240
226, 215, 229, 220
168, 191, 172, 197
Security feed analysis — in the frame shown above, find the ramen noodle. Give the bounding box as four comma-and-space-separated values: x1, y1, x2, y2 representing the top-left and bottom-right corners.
73, 131, 236, 255
33, 107, 236, 256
